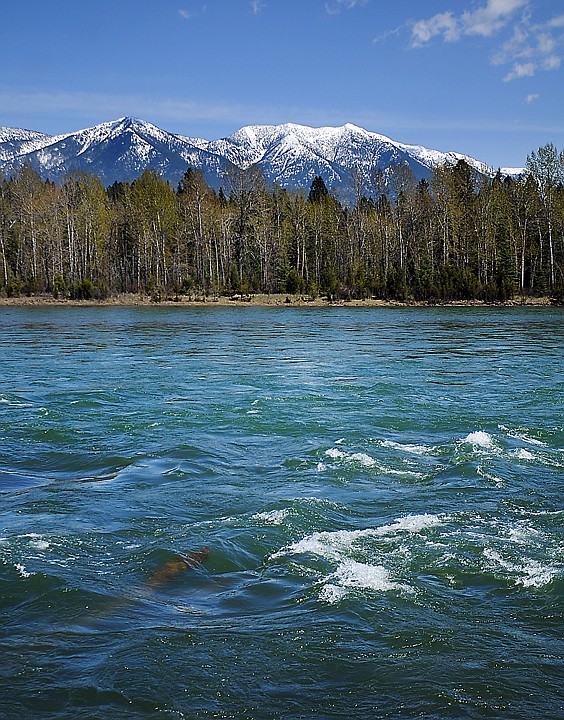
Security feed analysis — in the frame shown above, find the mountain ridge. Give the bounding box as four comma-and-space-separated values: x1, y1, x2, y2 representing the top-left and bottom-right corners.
0, 117, 523, 198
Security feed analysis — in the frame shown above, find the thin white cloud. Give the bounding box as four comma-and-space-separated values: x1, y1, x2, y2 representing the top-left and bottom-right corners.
548, 15, 564, 29
491, 25, 529, 64
499, 13, 564, 81
542, 55, 561, 71
178, 5, 207, 20
411, 12, 459, 45
411, 0, 527, 47
373, 25, 403, 44
0, 91, 267, 133
250, 0, 264, 15
536, 32, 555, 56
461, 0, 528, 37
325, 0, 367, 16
504, 62, 535, 81
525, 93, 539, 104
411, 1, 564, 82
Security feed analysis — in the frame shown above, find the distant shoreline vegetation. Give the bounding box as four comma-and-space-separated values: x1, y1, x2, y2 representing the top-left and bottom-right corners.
1, 143, 563, 305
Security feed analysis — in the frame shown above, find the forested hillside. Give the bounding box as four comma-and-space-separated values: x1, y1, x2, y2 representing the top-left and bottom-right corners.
1, 143, 563, 303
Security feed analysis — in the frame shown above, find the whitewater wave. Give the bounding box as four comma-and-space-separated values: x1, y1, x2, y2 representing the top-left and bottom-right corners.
252, 508, 291, 525
22, 534, 51, 551
462, 431, 497, 449
323, 446, 426, 479
499, 425, 548, 447
325, 448, 378, 467
511, 448, 535, 461
14, 563, 32, 578
483, 548, 557, 588
320, 560, 408, 603
275, 513, 444, 560
380, 440, 434, 456
272, 513, 443, 601
380, 514, 444, 534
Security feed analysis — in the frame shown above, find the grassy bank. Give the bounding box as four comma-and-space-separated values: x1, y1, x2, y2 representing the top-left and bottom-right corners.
0, 293, 557, 308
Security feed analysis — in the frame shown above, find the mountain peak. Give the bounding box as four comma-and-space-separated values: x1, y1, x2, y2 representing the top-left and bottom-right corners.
0, 117, 509, 199
111, 116, 154, 134
342, 122, 366, 133
115, 116, 149, 128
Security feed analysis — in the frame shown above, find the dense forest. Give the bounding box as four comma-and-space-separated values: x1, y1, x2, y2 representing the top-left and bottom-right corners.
1, 142, 563, 303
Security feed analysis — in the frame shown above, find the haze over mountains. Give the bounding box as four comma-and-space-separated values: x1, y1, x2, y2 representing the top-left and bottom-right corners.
0, 117, 522, 198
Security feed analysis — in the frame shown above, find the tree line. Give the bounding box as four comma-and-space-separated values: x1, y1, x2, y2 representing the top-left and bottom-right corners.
1, 142, 563, 303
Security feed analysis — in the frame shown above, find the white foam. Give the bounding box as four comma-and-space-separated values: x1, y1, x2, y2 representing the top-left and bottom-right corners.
519, 561, 557, 588
380, 513, 443, 534
464, 431, 495, 448
325, 448, 346, 460
4, 400, 32, 408
29, 539, 50, 550
500, 426, 547, 447
252, 508, 291, 525
483, 549, 557, 588
21, 533, 50, 549
384, 468, 425, 479
517, 434, 546, 447
349, 452, 378, 467
276, 529, 369, 561
324, 448, 378, 467
319, 560, 405, 602
477, 465, 505, 485
483, 548, 513, 571
512, 448, 535, 461
14, 563, 32, 578
381, 440, 433, 455
274, 514, 444, 560
507, 524, 540, 544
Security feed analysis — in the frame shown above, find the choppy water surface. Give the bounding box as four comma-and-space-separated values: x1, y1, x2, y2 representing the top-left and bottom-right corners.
0, 306, 563, 720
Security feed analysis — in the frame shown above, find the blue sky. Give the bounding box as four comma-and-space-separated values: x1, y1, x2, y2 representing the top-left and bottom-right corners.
1, 0, 563, 169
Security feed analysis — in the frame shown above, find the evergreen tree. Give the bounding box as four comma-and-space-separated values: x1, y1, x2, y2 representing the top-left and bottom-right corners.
308, 176, 329, 204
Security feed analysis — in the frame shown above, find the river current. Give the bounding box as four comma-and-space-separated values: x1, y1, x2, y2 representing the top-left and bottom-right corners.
0, 305, 562, 719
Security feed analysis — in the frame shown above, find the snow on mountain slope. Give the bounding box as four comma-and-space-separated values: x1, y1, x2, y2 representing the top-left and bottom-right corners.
0, 127, 53, 163
0, 117, 503, 197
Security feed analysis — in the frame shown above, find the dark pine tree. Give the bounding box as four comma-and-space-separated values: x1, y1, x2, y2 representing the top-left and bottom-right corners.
308, 176, 330, 204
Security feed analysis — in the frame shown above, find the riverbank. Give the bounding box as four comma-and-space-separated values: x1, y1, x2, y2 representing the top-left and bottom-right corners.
0, 293, 558, 308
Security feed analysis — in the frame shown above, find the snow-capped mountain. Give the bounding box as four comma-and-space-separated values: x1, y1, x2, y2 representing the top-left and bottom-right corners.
0, 118, 218, 187
204, 121, 496, 193
0, 116, 505, 197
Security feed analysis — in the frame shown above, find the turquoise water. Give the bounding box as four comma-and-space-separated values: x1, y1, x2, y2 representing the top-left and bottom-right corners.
0, 306, 563, 720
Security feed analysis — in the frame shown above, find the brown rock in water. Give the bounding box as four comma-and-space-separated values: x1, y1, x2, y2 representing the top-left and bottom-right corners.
144, 546, 210, 591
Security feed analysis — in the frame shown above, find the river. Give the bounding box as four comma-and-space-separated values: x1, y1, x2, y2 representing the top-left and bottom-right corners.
1, 306, 562, 719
